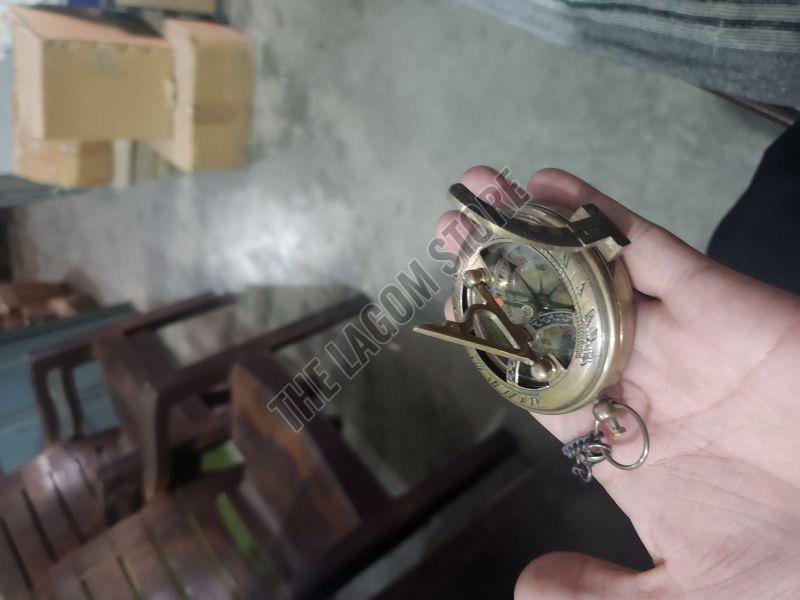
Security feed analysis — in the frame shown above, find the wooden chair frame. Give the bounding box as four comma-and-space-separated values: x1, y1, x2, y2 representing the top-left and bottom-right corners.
28, 292, 234, 444
231, 352, 517, 598
24, 350, 515, 599
28, 291, 371, 500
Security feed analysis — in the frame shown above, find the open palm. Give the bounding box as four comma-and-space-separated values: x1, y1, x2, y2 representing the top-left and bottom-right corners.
435, 166, 800, 598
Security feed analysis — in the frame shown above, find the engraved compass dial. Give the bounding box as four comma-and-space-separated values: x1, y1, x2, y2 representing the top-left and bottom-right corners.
453, 204, 634, 414
471, 242, 577, 385
412, 182, 646, 477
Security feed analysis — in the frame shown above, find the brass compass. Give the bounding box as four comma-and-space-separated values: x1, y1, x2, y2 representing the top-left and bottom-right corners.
415, 183, 649, 481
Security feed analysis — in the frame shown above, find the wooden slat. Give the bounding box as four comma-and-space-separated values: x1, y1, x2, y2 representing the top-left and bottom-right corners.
128, 332, 177, 380
21, 456, 83, 559
60, 366, 85, 440
36, 514, 148, 598
105, 513, 150, 555
52, 577, 90, 600
292, 429, 516, 598
82, 557, 136, 599
0, 488, 54, 584
158, 295, 369, 404
0, 470, 23, 499
46, 451, 106, 541
34, 551, 86, 600
109, 516, 177, 598
0, 511, 31, 599
224, 487, 293, 585
236, 355, 389, 518
143, 500, 231, 599
30, 363, 64, 445
28, 292, 233, 368
95, 335, 154, 444
172, 471, 268, 600
123, 541, 178, 599
33, 514, 146, 600
39, 524, 125, 598
185, 500, 258, 599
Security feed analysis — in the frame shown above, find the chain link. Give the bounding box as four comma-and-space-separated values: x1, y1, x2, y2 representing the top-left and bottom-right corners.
561, 431, 611, 482
562, 399, 649, 482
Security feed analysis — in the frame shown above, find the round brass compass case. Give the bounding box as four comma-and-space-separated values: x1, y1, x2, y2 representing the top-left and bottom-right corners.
452, 201, 634, 414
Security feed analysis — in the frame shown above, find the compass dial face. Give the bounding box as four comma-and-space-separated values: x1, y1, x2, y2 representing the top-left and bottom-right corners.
457, 224, 631, 414
471, 243, 577, 388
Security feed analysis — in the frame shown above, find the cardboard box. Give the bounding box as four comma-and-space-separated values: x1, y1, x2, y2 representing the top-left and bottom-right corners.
11, 89, 113, 188
149, 19, 252, 172
10, 7, 174, 141
12, 133, 113, 188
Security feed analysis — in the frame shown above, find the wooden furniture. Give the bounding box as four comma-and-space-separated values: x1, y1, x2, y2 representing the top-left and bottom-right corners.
0, 302, 134, 475
26, 352, 516, 600
0, 432, 116, 598
29, 291, 368, 500
29, 292, 231, 444
96, 293, 373, 501
0, 292, 367, 593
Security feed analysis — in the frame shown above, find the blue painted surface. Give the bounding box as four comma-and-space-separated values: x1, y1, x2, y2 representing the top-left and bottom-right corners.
0, 304, 135, 473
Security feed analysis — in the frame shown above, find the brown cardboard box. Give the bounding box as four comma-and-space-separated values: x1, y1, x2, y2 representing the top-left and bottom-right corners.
12, 133, 113, 189
150, 19, 252, 172
11, 89, 113, 188
10, 7, 174, 141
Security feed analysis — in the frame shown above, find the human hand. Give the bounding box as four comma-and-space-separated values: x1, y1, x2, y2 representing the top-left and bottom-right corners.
434, 166, 800, 598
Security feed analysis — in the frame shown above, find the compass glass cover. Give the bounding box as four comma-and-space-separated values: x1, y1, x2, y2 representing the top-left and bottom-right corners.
470, 242, 577, 389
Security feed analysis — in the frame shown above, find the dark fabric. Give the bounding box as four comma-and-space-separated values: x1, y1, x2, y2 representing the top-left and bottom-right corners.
463, 0, 800, 106
707, 121, 800, 295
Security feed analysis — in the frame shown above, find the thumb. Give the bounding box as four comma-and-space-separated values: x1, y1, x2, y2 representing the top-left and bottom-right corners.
526, 167, 705, 302
515, 552, 652, 599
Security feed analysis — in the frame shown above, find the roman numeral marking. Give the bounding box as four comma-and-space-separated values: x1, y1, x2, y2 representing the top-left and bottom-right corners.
580, 349, 595, 367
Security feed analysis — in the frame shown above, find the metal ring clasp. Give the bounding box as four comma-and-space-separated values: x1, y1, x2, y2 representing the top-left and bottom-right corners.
562, 398, 649, 482
592, 399, 649, 471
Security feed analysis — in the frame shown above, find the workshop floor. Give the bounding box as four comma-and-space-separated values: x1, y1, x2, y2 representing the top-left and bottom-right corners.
9, 0, 783, 596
